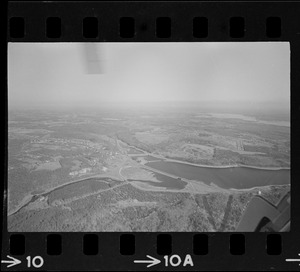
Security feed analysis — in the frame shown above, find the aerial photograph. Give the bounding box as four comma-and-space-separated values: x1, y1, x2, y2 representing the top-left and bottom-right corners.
7, 42, 290, 232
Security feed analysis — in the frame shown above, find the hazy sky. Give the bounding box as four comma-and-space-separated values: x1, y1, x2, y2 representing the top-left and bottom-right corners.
8, 42, 290, 109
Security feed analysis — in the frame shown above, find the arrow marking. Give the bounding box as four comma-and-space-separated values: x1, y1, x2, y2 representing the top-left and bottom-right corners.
286, 253, 300, 266
134, 255, 161, 268
1, 255, 21, 268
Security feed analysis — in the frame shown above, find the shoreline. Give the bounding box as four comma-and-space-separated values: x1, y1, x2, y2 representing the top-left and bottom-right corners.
8, 172, 290, 217
123, 143, 290, 171
148, 157, 291, 171
229, 183, 290, 192
7, 173, 123, 217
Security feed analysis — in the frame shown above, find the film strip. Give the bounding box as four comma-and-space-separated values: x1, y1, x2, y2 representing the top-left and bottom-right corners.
3, 1, 300, 271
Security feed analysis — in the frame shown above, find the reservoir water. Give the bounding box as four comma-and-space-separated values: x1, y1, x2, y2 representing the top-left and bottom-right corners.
143, 155, 162, 162
146, 161, 290, 189
129, 171, 187, 190
10, 163, 290, 217
10, 177, 121, 215
132, 155, 162, 162
127, 147, 145, 155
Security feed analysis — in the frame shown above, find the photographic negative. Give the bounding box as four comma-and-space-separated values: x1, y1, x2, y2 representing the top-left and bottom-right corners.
7, 42, 290, 232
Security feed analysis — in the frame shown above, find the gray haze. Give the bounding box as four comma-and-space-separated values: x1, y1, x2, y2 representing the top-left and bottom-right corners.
8, 42, 290, 110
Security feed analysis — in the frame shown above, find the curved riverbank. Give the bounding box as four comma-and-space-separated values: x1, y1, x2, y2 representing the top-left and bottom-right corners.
131, 152, 290, 171
8, 173, 123, 217
119, 140, 290, 171
163, 158, 290, 171
229, 183, 290, 192
145, 160, 290, 190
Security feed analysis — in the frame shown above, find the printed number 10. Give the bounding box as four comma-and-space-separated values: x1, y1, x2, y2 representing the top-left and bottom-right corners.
26, 256, 44, 268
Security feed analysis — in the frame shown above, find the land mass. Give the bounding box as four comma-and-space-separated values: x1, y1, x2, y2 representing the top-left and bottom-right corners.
7, 107, 290, 231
